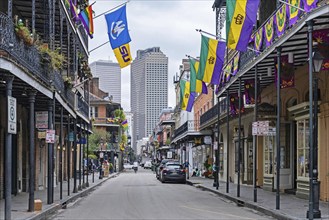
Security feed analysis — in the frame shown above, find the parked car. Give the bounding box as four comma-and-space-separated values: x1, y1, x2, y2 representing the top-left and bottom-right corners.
144, 160, 152, 169
159, 162, 186, 184
123, 163, 133, 169
155, 159, 173, 179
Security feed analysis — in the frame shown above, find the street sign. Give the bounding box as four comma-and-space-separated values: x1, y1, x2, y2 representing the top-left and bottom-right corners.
213, 141, 218, 150
35, 111, 48, 129
68, 132, 74, 142
204, 136, 212, 145
46, 129, 55, 143
8, 96, 16, 134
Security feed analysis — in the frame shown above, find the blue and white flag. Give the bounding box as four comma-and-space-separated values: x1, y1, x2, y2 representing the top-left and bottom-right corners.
105, 5, 131, 49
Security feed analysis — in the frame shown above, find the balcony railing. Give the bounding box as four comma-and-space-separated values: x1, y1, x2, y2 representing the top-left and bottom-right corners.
200, 98, 227, 127
172, 120, 199, 139
221, 0, 327, 93
0, 12, 85, 115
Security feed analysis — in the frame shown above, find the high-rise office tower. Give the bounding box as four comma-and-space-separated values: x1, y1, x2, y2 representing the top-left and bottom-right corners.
90, 59, 121, 104
131, 47, 168, 151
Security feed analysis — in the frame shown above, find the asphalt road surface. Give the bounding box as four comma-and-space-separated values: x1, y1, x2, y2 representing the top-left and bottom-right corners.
51, 168, 273, 220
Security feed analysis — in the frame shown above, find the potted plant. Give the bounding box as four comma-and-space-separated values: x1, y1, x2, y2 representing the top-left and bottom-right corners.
63, 76, 73, 89
38, 44, 65, 71
14, 16, 33, 46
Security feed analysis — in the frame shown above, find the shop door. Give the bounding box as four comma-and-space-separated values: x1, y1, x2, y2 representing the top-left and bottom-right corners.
234, 140, 244, 183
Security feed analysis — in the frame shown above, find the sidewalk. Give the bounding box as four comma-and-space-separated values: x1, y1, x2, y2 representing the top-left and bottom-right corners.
0, 172, 119, 220
186, 177, 329, 220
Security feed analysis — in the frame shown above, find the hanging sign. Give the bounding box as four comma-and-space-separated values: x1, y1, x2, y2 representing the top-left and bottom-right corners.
46, 129, 55, 143
35, 111, 48, 129
8, 96, 17, 134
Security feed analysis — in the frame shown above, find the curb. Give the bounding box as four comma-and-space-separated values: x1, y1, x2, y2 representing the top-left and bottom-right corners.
187, 180, 298, 220
27, 173, 119, 220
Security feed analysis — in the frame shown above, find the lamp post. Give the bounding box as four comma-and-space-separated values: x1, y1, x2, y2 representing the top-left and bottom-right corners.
307, 48, 324, 219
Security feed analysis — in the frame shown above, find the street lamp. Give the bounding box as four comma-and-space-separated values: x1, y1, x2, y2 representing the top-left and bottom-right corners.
307, 48, 324, 219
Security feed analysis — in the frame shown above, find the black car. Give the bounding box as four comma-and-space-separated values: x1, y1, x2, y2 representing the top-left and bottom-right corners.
155, 159, 173, 179
159, 162, 186, 184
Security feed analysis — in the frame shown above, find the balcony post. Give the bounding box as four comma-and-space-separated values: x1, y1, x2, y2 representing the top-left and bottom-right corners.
237, 78, 242, 198
276, 46, 282, 210
253, 65, 258, 203
67, 114, 71, 196
226, 91, 230, 193
59, 106, 63, 200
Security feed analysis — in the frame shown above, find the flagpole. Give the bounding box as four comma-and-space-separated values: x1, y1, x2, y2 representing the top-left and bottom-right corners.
185, 54, 199, 61
277, 0, 305, 11
93, 0, 130, 19
89, 41, 109, 53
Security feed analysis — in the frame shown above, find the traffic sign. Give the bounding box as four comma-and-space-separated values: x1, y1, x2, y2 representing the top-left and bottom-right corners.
8, 96, 16, 134
46, 129, 55, 143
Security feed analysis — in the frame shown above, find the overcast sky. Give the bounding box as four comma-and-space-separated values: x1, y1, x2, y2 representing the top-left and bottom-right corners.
89, 0, 216, 111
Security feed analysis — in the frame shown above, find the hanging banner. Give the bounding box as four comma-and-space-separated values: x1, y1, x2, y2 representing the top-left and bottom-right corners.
232, 52, 240, 76
275, 55, 295, 89
265, 16, 274, 47
225, 61, 233, 83
244, 80, 261, 105
287, 0, 302, 26
254, 27, 263, 54
302, 0, 318, 12
274, 4, 287, 37
230, 93, 244, 115
313, 29, 329, 70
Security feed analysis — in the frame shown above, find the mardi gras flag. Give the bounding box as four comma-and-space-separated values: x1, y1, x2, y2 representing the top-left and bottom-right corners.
265, 16, 274, 47
230, 93, 244, 115
69, 0, 79, 22
302, 0, 318, 12
105, 5, 132, 68
287, 0, 302, 26
226, 0, 260, 52
254, 27, 263, 53
121, 119, 128, 130
233, 52, 240, 76
180, 80, 195, 112
197, 35, 226, 85
275, 4, 287, 37
189, 59, 208, 94
224, 61, 233, 83
275, 55, 295, 89
244, 80, 261, 105
78, 4, 94, 38
313, 29, 329, 70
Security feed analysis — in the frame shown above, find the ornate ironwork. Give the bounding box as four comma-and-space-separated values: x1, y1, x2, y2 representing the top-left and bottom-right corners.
200, 98, 227, 127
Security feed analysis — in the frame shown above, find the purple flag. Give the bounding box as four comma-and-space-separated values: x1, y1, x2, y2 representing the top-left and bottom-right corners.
233, 53, 240, 76
274, 55, 295, 89
230, 93, 244, 115
202, 81, 208, 94
274, 4, 287, 37
313, 29, 329, 70
302, 0, 318, 12
244, 80, 261, 105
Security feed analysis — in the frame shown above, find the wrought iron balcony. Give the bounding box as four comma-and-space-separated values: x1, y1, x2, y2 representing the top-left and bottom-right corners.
200, 98, 227, 128
172, 120, 199, 139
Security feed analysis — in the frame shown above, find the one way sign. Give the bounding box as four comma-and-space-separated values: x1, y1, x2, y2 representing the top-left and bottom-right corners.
8, 96, 16, 134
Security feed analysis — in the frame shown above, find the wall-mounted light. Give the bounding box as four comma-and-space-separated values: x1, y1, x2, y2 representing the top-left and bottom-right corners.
312, 49, 324, 73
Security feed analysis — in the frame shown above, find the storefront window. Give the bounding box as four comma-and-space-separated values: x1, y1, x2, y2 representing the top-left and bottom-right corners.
264, 136, 275, 175
297, 120, 309, 178
219, 144, 224, 171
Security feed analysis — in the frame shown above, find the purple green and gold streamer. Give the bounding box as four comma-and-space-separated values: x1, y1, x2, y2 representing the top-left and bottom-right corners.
244, 80, 261, 105
274, 4, 287, 37
302, 0, 318, 12
265, 16, 274, 47
254, 27, 263, 53
313, 29, 329, 70
274, 55, 295, 89
287, 0, 301, 26
233, 52, 240, 76
230, 93, 244, 115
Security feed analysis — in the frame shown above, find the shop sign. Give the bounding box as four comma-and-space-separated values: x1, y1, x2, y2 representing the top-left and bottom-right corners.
204, 136, 212, 145
8, 96, 16, 134
36, 111, 48, 129
46, 129, 55, 143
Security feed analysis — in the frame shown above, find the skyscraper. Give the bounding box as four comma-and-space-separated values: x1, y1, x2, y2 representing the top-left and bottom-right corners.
90, 59, 121, 104
131, 47, 168, 151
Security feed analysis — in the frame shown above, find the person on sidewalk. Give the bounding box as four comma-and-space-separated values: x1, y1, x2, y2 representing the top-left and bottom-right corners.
184, 160, 191, 179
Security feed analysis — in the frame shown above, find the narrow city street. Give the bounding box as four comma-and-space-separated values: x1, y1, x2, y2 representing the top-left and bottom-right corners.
50, 168, 272, 220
